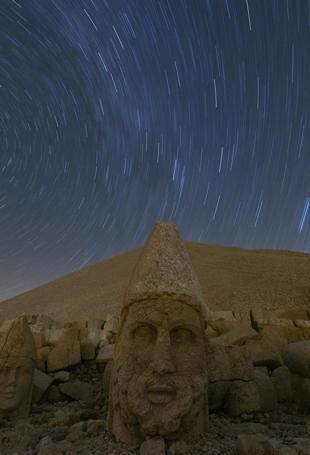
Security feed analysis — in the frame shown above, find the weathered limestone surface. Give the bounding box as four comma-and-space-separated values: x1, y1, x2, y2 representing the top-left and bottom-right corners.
209, 322, 260, 346
96, 344, 114, 373
226, 381, 260, 416
271, 366, 293, 403
32, 368, 54, 403
0, 315, 36, 419
283, 340, 310, 377
253, 367, 277, 412
47, 340, 81, 372
108, 222, 209, 445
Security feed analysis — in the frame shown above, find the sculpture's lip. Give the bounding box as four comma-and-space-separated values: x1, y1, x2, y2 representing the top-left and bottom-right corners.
147, 384, 174, 393
4, 390, 15, 398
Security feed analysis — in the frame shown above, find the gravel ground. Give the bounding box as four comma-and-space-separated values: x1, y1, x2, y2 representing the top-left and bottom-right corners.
0, 364, 309, 454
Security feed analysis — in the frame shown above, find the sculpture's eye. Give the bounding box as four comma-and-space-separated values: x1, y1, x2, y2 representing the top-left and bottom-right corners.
170, 327, 196, 345
133, 324, 157, 344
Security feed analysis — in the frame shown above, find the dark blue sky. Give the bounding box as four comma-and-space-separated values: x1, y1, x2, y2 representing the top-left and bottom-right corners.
0, 0, 309, 301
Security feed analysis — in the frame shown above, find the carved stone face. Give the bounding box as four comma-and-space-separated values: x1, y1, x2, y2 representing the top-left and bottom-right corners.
0, 357, 33, 416
110, 299, 208, 442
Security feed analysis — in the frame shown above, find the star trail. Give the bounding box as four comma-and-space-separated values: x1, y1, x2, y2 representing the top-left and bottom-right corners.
0, 0, 309, 301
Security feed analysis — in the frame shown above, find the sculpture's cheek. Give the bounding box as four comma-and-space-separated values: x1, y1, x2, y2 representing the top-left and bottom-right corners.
132, 346, 155, 369
172, 346, 206, 374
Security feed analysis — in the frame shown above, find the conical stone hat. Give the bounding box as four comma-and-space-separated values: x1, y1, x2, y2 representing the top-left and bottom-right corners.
0, 315, 36, 364
123, 221, 208, 319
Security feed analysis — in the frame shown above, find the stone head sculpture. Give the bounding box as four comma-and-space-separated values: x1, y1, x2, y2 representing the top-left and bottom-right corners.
0, 315, 36, 419
108, 222, 209, 445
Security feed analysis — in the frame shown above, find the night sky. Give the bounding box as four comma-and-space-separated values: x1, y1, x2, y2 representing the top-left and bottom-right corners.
1, 0, 309, 302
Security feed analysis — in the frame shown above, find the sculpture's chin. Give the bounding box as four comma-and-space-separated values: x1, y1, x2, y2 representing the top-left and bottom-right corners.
123, 372, 203, 438
0, 397, 20, 413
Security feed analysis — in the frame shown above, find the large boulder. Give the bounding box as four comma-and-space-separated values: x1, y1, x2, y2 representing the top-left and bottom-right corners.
225, 381, 260, 416
290, 374, 310, 410
207, 344, 254, 382
59, 380, 93, 401
271, 366, 293, 402
237, 434, 298, 455
96, 344, 114, 372
32, 368, 54, 403
210, 323, 260, 347
242, 339, 282, 370
253, 367, 277, 411
283, 340, 310, 377
47, 341, 80, 372
208, 310, 239, 335
80, 328, 101, 360
207, 344, 256, 414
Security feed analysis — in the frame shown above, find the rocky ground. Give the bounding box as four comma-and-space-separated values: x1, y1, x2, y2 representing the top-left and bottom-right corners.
0, 362, 309, 455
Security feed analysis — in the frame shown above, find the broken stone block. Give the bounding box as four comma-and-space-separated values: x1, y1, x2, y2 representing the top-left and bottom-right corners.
208, 310, 238, 334
208, 381, 230, 411
32, 368, 54, 403
104, 314, 119, 335
0, 319, 14, 331
256, 318, 295, 330
140, 438, 165, 455
259, 326, 288, 350
279, 309, 309, 320
59, 380, 93, 401
96, 344, 115, 372
205, 325, 218, 339
52, 370, 70, 382
80, 340, 96, 360
281, 326, 307, 344
242, 340, 282, 370
47, 340, 80, 372
226, 381, 260, 416
49, 327, 79, 346
30, 327, 46, 349
167, 440, 189, 455
290, 374, 310, 410
50, 319, 65, 330
237, 434, 297, 455
250, 308, 264, 330
283, 340, 310, 377
47, 385, 66, 403
86, 419, 106, 435
210, 310, 236, 321
78, 328, 89, 341
30, 314, 54, 329
98, 328, 111, 346
253, 367, 277, 411
36, 436, 63, 455
80, 328, 101, 360
36, 346, 51, 371
87, 328, 101, 343
63, 321, 85, 330
208, 344, 254, 382
210, 322, 260, 346
271, 366, 293, 403
87, 319, 105, 329
294, 320, 310, 329
237, 433, 268, 455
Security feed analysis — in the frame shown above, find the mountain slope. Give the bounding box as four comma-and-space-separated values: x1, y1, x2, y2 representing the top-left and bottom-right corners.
0, 242, 309, 322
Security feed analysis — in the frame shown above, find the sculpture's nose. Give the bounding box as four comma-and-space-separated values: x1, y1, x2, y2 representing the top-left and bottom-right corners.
150, 332, 176, 375
6, 368, 16, 386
